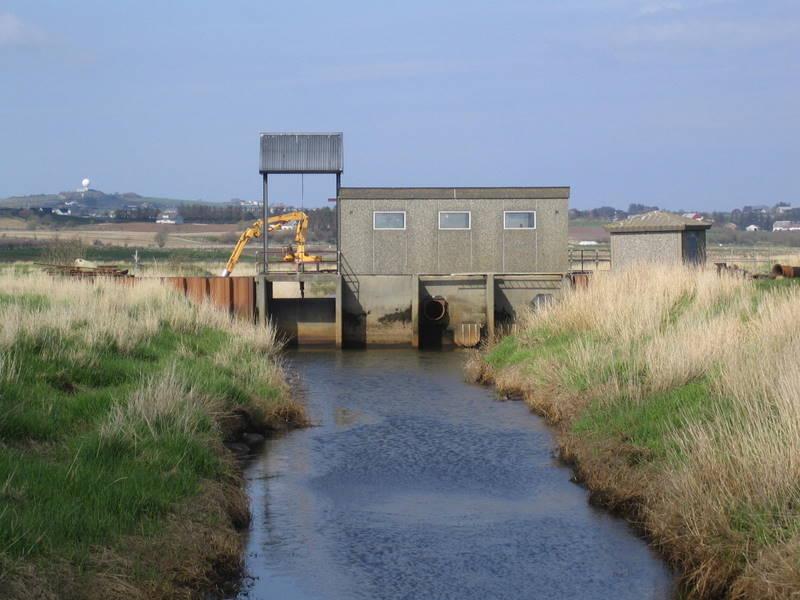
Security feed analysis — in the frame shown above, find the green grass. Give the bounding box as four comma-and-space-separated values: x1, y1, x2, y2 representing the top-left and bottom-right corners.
754, 276, 800, 291
485, 297, 733, 464
488, 326, 727, 463
0, 298, 283, 568
572, 380, 720, 462
486, 329, 579, 371
0, 292, 49, 310
485, 336, 537, 370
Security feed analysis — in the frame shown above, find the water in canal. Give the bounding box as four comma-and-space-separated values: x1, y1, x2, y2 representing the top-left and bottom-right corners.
233, 350, 673, 600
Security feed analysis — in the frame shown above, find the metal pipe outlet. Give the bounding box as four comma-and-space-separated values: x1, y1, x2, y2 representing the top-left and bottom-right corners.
423, 296, 448, 322
772, 264, 800, 278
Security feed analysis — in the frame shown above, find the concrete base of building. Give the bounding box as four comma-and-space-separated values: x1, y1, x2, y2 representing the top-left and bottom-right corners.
256, 272, 568, 348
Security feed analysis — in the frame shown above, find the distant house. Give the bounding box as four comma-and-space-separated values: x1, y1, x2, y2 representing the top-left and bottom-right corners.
745, 224, 760, 232
723, 222, 738, 230
155, 210, 184, 225
772, 221, 800, 232
776, 205, 793, 214
236, 199, 260, 208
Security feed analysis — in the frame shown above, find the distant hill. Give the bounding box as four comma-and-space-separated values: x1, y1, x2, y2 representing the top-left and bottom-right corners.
0, 191, 209, 210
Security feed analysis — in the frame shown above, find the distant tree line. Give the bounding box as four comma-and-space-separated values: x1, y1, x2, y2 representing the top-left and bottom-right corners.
114, 205, 160, 221
570, 201, 800, 231
568, 204, 655, 221
307, 207, 336, 243
177, 204, 260, 223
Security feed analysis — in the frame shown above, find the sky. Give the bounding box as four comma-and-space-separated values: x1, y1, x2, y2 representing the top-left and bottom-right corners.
0, 1, 798, 211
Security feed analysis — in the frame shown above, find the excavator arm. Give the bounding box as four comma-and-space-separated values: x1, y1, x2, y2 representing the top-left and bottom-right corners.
221, 220, 263, 277
281, 211, 312, 261
221, 211, 322, 277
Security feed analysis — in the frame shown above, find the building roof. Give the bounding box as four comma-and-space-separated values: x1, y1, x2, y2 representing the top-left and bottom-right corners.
260, 133, 343, 174
605, 210, 712, 233
338, 187, 570, 200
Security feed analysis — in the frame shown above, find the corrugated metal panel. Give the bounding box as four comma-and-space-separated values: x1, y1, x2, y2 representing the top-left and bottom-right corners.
260, 133, 343, 173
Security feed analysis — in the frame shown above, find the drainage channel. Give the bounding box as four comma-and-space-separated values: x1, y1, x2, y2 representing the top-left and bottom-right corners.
231, 350, 674, 600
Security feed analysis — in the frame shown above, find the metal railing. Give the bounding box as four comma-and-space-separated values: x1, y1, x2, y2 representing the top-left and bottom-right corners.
256, 247, 339, 274
568, 248, 611, 271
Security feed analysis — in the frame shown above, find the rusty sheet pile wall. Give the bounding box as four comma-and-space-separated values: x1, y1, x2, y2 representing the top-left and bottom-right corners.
164, 276, 255, 321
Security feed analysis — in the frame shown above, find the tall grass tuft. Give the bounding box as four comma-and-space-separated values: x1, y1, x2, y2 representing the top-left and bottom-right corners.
102, 365, 221, 441
0, 351, 19, 384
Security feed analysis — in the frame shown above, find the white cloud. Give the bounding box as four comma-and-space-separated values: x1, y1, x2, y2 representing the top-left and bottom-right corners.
0, 12, 48, 47
619, 18, 800, 48
322, 60, 471, 82
639, 1, 683, 16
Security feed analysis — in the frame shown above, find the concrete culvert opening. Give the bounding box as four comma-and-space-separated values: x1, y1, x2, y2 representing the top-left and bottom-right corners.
423, 297, 448, 322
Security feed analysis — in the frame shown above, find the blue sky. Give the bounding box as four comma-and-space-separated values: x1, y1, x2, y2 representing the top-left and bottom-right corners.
1, 1, 797, 210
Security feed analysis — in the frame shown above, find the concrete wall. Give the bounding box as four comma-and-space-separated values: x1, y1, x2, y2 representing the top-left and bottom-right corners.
495, 274, 565, 325
419, 276, 488, 348
253, 273, 569, 348
341, 275, 414, 347
270, 298, 336, 345
339, 189, 568, 275
339, 273, 568, 348
610, 232, 682, 269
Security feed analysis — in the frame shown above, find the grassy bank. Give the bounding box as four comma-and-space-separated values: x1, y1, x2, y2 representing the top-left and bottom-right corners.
469, 267, 800, 598
0, 272, 305, 599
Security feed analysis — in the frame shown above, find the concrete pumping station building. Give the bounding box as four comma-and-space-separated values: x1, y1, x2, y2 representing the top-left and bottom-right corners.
248, 132, 574, 349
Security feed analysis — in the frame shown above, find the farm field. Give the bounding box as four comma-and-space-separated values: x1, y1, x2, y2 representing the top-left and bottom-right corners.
0, 219, 240, 249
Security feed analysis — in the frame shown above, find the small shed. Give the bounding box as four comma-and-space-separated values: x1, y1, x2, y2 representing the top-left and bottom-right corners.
605, 211, 712, 269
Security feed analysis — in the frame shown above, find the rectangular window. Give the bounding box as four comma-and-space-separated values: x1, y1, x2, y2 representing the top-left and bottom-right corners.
373, 211, 406, 230
438, 211, 471, 230
504, 211, 536, 230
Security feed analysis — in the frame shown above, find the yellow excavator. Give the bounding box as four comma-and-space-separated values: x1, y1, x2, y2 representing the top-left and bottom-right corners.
221, 211, 321, 277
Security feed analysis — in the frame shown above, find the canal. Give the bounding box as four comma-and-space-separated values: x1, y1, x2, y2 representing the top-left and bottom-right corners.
233, 350, 673, 599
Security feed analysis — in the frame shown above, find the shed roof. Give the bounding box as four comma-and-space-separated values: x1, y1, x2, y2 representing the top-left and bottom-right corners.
339, 187, 570, 200
605, 210, 712, 233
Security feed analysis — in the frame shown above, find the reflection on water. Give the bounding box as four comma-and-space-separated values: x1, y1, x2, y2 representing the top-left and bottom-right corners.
234, 350, 673, 600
